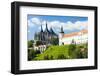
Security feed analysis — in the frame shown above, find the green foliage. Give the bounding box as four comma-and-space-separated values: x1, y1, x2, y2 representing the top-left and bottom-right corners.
68, 44, 77, 58
68, 43, 88, 59
50, 55, 53, 60
44, 55, 49, 60
57, 54, 66, 59
32, 43, 88, 60
76, 44, 88, 58
51, 37, 59, 45
28, 40, 34, 48
35, 41, 42, 46
28, 49, 35, 61
33, 45, 69, 60
68, 44, 76, 51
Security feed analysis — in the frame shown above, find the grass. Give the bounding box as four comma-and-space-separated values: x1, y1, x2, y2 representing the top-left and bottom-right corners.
33, 45, 71, 60
30, 43, 88, 60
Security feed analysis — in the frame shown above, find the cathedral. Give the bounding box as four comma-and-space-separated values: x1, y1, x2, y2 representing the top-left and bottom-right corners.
34, 22, 58, 46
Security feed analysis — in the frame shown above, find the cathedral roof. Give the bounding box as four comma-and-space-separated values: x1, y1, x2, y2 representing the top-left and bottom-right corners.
34, 21, 58, 39
44, 22, 51, 34
40, 25, 43, 32
50, 27, 57, 36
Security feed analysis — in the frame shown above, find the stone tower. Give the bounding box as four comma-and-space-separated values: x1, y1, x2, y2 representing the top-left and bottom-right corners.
59, 26, 64, 45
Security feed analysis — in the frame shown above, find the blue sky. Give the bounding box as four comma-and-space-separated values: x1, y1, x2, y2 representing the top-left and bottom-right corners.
27, 15, 88, 40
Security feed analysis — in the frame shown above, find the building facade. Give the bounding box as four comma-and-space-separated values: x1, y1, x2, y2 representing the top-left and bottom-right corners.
34, 22, 58, 45
59, 27, 88, 45
33, 22, 58, 53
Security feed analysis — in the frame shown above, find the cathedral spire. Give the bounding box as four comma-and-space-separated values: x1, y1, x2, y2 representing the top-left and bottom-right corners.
46, 22, 48, 30
60, 26, 64, 33
50, 27, 54, 33
50, 27, 56, 35
41, 25, 43, 32
45, 21, 49, 32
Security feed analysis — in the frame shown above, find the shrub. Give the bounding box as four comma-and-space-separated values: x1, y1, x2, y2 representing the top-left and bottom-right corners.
35, 50, 41, 54
76, 44, 88, 58
68, 44, 76, 51
57, 54, 66, 59
28, 49, 35, 61
44, 55, 49, 60
28, 40, 34, 48
50, 55, 53, 60
68, 44, 77, 58
51, 37, 59, 45
35, 41, 42, 46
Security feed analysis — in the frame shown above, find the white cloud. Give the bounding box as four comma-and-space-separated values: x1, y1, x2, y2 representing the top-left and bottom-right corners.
31, 17, 41, 25
28, 20, 34, 27
28, 17, 88, 32
64, 21, 88, 31
28, 17, 41, 27
47, 20, 88, 32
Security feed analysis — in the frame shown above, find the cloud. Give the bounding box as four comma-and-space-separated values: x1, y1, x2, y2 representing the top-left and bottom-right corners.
46, 20, 88, 32
28, 17, 41, 27
28, 17, 88, 33
64, 21, 88, 31
28, 20, 34, 27
31, 17, 41, 25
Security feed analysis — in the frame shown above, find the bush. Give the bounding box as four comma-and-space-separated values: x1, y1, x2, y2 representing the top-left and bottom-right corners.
57, 54, 66, 59
50, 55, 53, 60
51, 38, 59, 45
28, 49, 35, 61
28, 40, 34, 48
68, 44, 76, 51
31, 43, 88, 60
35, 41, 42, 46
44, 55, 49, 60
68, 44, 77, 58
35, 50, 41, 54
76, 44, 88, 58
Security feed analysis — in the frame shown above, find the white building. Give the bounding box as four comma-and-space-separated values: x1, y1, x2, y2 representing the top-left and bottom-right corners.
59, 27, 88, 45
33, 44, 47, 53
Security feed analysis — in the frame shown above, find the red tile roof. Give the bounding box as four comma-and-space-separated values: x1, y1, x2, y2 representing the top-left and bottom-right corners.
63, 29, 88, 38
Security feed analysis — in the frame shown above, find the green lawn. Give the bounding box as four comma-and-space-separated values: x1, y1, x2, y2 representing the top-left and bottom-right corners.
31, 43, 88, 60
33, 45, 69, 60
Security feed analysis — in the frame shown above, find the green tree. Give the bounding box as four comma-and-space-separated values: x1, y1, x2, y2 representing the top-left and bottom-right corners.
28, 49, 35, 60
35, 41, 42, 46
51, 37, 59, 45
28, 40, 34, 48
76, 44, 88, 58
68, 44, 76, 51
68, 44, 77, 58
